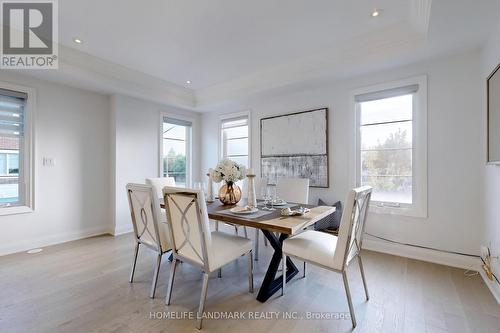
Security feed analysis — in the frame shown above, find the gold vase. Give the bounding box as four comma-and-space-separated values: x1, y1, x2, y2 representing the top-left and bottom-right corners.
218, 181, 242, 205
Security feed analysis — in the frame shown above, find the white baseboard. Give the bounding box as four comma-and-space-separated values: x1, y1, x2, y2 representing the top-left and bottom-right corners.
113, 225, 133, 236
362, 236, 480, 270
479, 268, 500, 305
363, 236, 500, 305
0, 225, 110, 256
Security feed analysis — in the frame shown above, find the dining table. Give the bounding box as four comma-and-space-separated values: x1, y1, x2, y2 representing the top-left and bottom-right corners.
161, 199, 336, 303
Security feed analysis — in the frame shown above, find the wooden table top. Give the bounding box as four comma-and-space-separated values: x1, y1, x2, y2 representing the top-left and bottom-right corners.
163, 199, 336, 235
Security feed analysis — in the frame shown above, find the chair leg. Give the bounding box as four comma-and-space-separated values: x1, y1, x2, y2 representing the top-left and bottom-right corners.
254, 229, 259, 261
215, 221, 219, 231
342, 270, 357, 328
150, 253, 162, 298
129, 242, 139, 283
358, 255, 370, 301
303, 261, 306, 278
234, 225, 239, 235
281, 253, 286, 296
218, 268, 222, 278
248, 251, 254, 293
197, 273, 210, 330
244, 226, 248, 238
264, 237, 268, 247
165, 258, 178, 305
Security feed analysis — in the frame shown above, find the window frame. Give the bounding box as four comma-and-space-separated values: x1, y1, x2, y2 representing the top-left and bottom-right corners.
159, 112, 193, 187
353, 75, 427, 218
0, 81, 35, 216
219, 111, 251, 168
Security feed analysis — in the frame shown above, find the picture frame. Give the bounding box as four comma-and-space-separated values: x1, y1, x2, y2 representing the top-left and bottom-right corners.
260, 108, 329, 188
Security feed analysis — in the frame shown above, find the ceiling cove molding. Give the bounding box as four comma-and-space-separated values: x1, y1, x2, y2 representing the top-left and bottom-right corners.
59, 45, 196, 108
195, 21, 427, 108
410, 0, 432, 35
0, 3, 432, 112
1, 43, 196, 109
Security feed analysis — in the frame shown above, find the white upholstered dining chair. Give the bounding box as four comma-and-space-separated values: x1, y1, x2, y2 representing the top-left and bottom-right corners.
126, 183, 172, 298
146, 177, 176, 227
213, 180, 248, 257
240, 177, 269, 260
146, 177, 176, 199
163, 187, 254, 329
276, 177, 310, 204
281, 186, 372, 328
215, 178, 268, 262
253, 177, 269, 259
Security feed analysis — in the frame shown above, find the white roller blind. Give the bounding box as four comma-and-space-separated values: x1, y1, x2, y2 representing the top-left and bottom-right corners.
163, 117, 192, 127
221, 116, 248, 129
355, 84, 419, 103
0, 88, 27, 138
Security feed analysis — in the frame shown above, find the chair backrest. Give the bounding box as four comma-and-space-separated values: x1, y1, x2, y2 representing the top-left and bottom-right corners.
332, 186, 372, 271
146, 177, 176, 199
162, 187, 212, 271
276, 177, 310, 204
126, 183, 164, 252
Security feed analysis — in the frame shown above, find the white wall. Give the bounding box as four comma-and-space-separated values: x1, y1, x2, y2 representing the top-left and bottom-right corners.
201, 50, 484, 256
0, 72, 111, 256
0, 76, 202, 254
481, 21, 500, 296
111, 94, 201, 235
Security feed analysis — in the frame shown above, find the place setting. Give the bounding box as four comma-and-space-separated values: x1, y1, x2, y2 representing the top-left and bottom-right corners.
207, 163, 311, 220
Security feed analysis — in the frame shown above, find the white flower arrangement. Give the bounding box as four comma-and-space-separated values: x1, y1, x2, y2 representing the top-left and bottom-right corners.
211, 158, 246, 183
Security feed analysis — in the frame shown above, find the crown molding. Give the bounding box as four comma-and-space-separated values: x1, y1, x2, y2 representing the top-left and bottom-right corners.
62, 46, 195, 105
1, 43, 196, 109
410, 0, 433, 35
194, 3, 433, 108
0, 3, 433, 111
195, 20, 428, 108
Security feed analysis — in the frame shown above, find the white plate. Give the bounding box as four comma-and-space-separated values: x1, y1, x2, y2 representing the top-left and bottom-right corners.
272, 200, 288, 206
230, 207, 259, 215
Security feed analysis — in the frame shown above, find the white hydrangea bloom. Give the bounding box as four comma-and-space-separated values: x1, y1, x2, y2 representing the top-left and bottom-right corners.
210, 158, 246, 183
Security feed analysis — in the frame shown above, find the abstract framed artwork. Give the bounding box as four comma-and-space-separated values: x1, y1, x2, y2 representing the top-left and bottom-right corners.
487, 63, 500, 164
260, 108, 329, 188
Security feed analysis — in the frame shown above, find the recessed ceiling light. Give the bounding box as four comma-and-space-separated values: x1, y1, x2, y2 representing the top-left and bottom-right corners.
372, 8, 382, 17
371, 9, 381, 17
186, 80, 191, 84
27, 248, 43, 254
73, 37, 83, 44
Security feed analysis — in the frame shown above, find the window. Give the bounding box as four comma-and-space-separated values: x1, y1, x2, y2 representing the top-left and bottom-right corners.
354, 76, 427, 217
7, 153, 19, 174
0, 151, 19, 175
220, 115, 249, 167
161, 116, 192, 187
0, 85, 33, 213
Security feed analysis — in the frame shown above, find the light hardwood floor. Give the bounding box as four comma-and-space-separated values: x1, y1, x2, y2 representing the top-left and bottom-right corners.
1, 228, 499, 333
